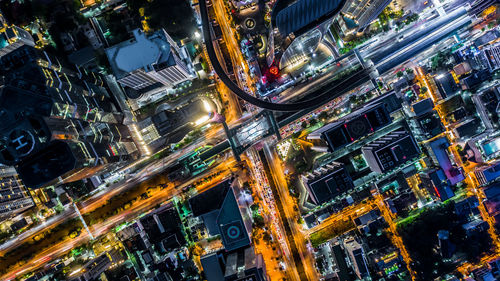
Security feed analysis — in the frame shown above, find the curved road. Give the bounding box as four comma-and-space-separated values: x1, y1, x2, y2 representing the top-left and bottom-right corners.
200, 0, 363, 112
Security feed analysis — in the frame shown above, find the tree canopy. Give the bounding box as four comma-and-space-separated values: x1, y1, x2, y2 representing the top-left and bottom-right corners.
127, 0, 197, 40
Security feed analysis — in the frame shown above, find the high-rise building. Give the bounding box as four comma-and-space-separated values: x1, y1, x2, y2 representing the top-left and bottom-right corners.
362, 130, 420, 174
0, 46, 139, 188
472, 86, 500, 130
137, 97, 216, 152
0, 12, 35, 57
0, 165, 33, 221
189, 179, 251, 252
309, 103, 392, 152
105, 29, 194, 99
335, 0, 392, 37
434, 72, 459, 99
303, 162, 354, 205
266, 0, 346, 69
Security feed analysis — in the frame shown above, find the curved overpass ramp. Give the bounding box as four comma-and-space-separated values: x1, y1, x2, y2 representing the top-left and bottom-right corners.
199, 0, 367, 112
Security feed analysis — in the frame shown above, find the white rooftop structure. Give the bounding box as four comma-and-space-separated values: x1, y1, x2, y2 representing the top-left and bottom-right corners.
113, 29, 169, 74
105, 29, 194, 95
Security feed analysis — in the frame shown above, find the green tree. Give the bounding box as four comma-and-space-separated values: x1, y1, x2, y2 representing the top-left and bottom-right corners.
396, 71, 404, 78
318, 111, 328, 121
129, 0, 197, 40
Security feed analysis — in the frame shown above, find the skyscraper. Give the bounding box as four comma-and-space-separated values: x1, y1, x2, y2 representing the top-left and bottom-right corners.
362, 129, 420, 173
267, 0, 346, 69
0, 46, 139, 188
335, 0, 392, 37
105, 29, 194, 100
0, 12, 35, 57
0, 165, 33, 221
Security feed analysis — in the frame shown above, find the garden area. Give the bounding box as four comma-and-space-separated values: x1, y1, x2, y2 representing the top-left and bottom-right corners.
126, 0, 197, 40
309, 219, 356, 248
397, 202, 493, 280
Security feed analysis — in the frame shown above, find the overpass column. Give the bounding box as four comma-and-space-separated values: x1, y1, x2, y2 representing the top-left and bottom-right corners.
222, 121, 242, 162
354, 49, 366, 69
265, 111, 282, 141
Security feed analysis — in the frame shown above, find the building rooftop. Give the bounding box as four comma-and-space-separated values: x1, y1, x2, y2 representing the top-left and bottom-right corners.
17, 141, 77, 188
362, 130, 420, 173
139, 204, 186, 250
200, 253, 224, 281
105, 29, 174, 79
304, 163, 354, 205
189, 180, 230, 217
428, 137, 465, 185
412, 98, 434, 117
310, 102, 392, 151
453, 117, 483, 139
189, 179, 251, 252
272, 0, 345, 37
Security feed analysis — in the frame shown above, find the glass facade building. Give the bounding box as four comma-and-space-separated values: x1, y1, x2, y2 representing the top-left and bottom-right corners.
266, 0, 345, 69
0, 46, 139, 188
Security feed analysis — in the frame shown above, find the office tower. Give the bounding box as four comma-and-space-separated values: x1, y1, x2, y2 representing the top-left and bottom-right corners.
472, 86, 500, 130
0, 45, 139, 188
137, 97, 216, 152
0, 12, 35, 57
362, 130, 420, 174
139, 204, 186, 252
0, 165, 33, 221
106, 29, 194, 99
189, 179, 251, 252
266, 0, 346, 69
309, 103, 392, 152
303, 162, 354, 205
335, 0, 392, 36
434, 72, 458, 99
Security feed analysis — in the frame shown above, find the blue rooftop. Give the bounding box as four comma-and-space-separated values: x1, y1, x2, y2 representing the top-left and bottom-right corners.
480, 162, 500, 183
429, 137, 465, 185
429, 169, 455, 201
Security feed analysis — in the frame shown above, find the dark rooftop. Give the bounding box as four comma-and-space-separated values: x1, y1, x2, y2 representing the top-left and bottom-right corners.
272, 0, 346, 37
189, 179, 231, 217
17, 141, 77, 188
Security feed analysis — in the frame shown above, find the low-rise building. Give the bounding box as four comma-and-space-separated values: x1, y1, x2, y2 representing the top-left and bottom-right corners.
344, 236, 370, 280
475, 161, 500, 186
201, 246, 268, 281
